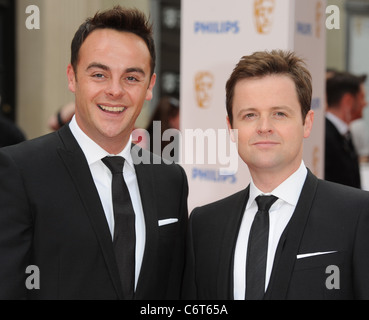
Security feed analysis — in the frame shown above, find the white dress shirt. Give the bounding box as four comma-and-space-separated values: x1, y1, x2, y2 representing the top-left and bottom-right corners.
233, 161, 308, 300
69, 116, 145, 290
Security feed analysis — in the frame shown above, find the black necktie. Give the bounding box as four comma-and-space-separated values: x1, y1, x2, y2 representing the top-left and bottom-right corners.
102, 156, 135, 300
343, 131, 358, 159
245, 195, 278, 300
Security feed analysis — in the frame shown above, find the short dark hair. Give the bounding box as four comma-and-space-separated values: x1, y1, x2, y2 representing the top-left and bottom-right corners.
71, 6, 156, 76
226, 50, 312, 125
326, 72, 367, 107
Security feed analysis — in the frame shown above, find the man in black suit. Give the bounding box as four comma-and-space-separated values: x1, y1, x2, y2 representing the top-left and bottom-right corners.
0, 114, 26, 147
325, 72, 367, 189
0, 6, 188, 300
182, 50, 369, 300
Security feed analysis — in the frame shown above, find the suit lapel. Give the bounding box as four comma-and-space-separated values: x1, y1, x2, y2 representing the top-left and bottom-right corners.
56, 125, 123, 299
217, 187, 249, 299
265, 170, 318, 300
131, 148, 159, 298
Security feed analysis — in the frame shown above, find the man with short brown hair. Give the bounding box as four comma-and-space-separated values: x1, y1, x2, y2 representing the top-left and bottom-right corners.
182, 50, 369, 300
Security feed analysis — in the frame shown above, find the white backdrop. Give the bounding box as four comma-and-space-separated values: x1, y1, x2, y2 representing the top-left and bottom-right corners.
180, 0, 326, 211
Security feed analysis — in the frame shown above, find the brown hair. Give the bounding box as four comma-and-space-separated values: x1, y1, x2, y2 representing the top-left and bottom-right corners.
70, 6, 156, 76
326, 71, 367, 108
226, 50, 312, 125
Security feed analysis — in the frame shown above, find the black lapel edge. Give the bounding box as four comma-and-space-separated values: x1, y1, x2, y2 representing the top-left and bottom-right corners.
131, 146, 159, 297
56, 125, 123, 299
217, 186, 250, 299
265, 170, 319, 300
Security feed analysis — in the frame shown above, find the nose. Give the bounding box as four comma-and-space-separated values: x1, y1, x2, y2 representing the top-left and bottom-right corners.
257, 116, 273, 135
105, 78, 124, 98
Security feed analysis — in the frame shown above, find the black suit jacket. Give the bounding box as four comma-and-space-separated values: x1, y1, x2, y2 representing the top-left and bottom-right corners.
325, 118, 361, 188
0, 115, 26, 148
0, 125, 188, 300
182, 170, 369, 300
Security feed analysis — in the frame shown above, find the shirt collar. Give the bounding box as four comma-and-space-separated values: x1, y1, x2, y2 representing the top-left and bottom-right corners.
68, 115, 134, 169
248, 161, 308, 209
326, 112, 349, 136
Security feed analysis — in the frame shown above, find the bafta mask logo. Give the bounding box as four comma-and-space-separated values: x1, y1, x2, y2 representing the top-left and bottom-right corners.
313, 146, 320, 177
254, 0, 276, 34
315, 1, 323, 38
194, 71, 214, 109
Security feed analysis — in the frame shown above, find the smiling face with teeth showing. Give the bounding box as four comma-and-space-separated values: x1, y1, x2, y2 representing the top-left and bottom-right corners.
67, 28, 156, 154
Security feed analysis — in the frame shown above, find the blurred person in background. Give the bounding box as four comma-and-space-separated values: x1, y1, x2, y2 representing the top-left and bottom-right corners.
325, 71, 367, 188
350, 76, 369, 163
0, 114, 26, 147
145, 96, 180, 161
48, 101, 75, 131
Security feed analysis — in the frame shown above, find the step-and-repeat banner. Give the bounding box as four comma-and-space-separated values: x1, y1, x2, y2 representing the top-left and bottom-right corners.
180, 0, 326, 211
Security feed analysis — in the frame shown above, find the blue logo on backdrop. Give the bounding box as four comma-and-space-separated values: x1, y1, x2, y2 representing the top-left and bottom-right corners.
311, 97, 321, 110
194, 21, 240, 34
296, 22, 312, 35
192, 168, 237, 184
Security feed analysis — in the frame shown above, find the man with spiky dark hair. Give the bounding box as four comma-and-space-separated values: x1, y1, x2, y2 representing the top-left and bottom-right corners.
0, 6, 188, 300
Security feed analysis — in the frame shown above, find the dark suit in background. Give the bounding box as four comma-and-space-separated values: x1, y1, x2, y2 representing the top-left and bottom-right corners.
0, 125, 188, 299
325, 118, 361, 189
0, 115, 26, 148
182, 170, 369, 300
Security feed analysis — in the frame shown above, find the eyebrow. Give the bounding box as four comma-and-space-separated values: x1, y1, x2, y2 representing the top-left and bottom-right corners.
86, 63, 110, 72
125, 67, 146, 76
270, 105, 295, 113
236, 105, 295, 117
86, 63, 146, 76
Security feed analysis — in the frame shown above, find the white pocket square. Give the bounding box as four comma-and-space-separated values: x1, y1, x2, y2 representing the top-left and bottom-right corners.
296, 251, 338, 260
158, 218, 178, 227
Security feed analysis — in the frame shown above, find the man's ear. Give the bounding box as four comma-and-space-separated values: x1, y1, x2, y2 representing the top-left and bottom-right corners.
226, 116, 236, 143
341, 93, 355, 122
145, 73, 157, 101
303, 110, 315, 139
67, 64, 76, 93
341, 92, 354, 106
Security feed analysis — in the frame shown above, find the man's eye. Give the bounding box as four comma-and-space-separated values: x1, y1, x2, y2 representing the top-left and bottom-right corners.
93, 73, 105, 79
244, 113, 256, 119
275, 112, 287, 117
126, 76, 139, 82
